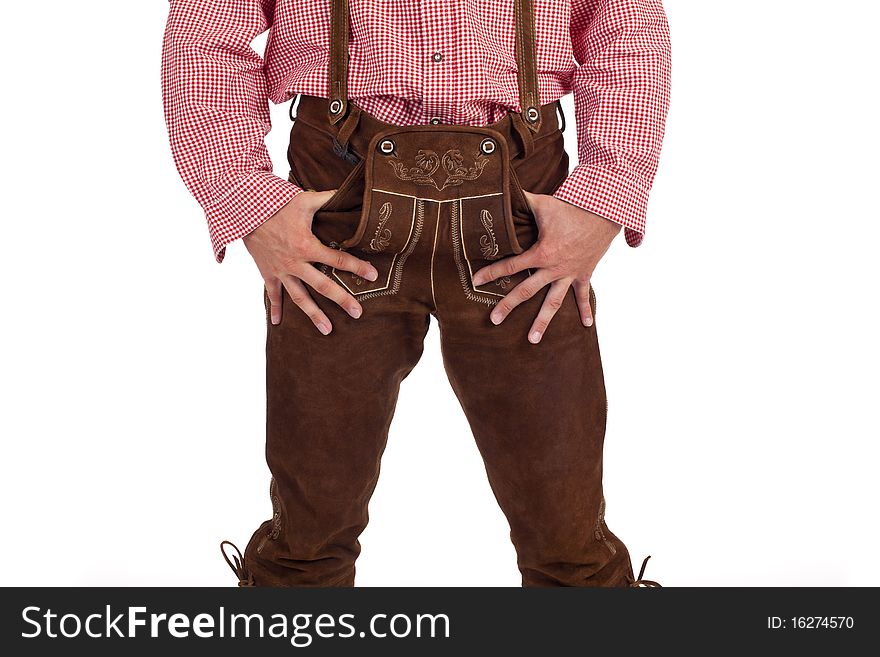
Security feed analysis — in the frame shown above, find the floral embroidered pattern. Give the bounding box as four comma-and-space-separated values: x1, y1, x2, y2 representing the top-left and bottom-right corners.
389, 149, 489, 191
268, 477, 282, 540
494, 276, 512, 290
450, 200, 498, 307
479, 209, 500, 260
257, 477, 283, 554
594, 497, 617, 556
369, 202, 393, 252
356, 199, 426, 301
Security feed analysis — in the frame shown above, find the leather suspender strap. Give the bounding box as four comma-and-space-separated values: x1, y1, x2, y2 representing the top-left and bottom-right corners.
514, 0, 542, 133
328, 0, 350, 124
327, 0, 541, 131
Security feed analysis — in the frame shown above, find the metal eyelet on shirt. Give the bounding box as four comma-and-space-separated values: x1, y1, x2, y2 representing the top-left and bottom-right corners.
329, 99, 344, 115
378, 139, 396, 155
525, 106, 540, 123
480, 138, 497, 155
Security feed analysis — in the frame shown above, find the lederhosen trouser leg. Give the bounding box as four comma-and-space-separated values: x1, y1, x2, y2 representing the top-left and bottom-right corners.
225, 0, 637, 587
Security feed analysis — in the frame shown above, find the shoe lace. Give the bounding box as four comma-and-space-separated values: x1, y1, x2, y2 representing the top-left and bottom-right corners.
629, 555, 662, 587
220, 540, 255, 587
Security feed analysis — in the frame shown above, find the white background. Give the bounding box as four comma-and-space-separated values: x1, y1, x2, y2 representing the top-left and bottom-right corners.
1, 1, 877, 586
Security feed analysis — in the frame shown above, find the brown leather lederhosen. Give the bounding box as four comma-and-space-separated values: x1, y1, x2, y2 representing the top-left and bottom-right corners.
221, 0, 645, 588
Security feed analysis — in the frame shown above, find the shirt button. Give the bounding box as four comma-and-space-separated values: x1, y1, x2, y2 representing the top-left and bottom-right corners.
429, 117, 442, 125
432, 52, 443, 63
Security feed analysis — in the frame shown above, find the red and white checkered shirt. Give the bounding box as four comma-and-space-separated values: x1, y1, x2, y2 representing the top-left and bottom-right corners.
162, 0, 671, 262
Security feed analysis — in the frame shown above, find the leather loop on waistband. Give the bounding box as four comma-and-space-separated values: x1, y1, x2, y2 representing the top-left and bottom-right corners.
556, 100, 566, 133
328, 0, 350, 125
515, 0, 542, 134
289, 94, 301, 122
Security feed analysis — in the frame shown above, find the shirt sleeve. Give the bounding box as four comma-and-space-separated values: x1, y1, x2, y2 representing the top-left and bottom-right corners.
161, 0, 303, 263
553, 0, 672, 247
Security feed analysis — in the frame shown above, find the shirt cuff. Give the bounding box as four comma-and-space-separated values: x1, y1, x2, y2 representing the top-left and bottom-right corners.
552, 164, 650, 248
206, 171, 304, 263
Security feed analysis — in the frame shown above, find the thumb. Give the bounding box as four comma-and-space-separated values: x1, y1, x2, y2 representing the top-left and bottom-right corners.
307, 188, 338, 208
523, 190, 541, 207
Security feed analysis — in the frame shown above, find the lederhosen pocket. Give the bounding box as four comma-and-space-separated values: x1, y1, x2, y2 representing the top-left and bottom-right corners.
309, 159, 367, 248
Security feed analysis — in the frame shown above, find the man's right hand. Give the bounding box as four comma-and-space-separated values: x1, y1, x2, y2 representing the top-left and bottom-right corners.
243, 190, 379, 334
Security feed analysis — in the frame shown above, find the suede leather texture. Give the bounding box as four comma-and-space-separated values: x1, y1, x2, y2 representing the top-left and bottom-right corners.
238, 95, 636, 587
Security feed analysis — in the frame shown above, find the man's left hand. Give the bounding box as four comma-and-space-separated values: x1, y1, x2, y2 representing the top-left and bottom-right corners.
471, 192, 621, 343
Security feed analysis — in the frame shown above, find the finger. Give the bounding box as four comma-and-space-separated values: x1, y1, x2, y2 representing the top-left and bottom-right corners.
488, 269, 556, 325
472, 249, 538, 286
281, 276, 332, 335
527, 279, 571, 344
295, 264, 363, 320
265, 279, 283, 325
302, 188, 338, 211
312, 244, 379, 282
573, 279, 594, 327
522, 190, 541, 208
